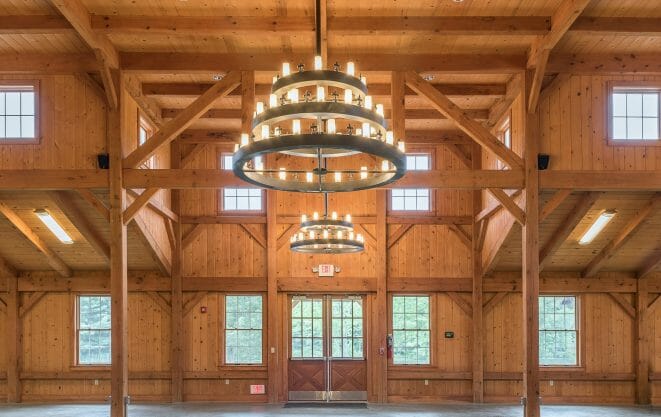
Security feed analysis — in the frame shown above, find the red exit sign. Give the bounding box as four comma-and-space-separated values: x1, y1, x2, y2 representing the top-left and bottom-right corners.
250, 384, 265, 394
318, 264, 334, 277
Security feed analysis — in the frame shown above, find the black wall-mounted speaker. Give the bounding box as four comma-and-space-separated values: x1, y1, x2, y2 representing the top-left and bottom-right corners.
538, 154, 550, 170
97, 153, 110, 170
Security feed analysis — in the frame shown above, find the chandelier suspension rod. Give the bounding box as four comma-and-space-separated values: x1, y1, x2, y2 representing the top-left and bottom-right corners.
314, 0, 322, 56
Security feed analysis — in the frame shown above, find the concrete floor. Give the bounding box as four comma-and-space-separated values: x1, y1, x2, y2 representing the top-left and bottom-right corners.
0, 404, 659, 417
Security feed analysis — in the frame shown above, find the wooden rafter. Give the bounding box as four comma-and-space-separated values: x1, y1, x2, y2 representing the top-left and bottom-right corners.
123, 71, 241, 168
583, 194, 661, 278
165, 219, 176, 252
49, 191, 110, 261
0, 202, 72, 277
488, 188, 526, 225
539, 189, 572, 222
527, 0, 591, 111
405, 71, 524, 170
539, 192, 600, 271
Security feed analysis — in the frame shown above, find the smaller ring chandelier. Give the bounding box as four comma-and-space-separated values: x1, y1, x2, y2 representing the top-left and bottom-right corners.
233, 57, 407, 193
290, 193, 364, 254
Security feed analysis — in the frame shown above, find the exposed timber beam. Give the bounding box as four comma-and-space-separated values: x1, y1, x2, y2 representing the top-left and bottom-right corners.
143, 82, 507, 98
123, 188, 160, 225
126, 189, 178, 223
582, 194, 661, 278
76, 189, 110, 221
123, 71, 241, 168
0, 53, 98, 73
527, 0, 591, 112
405, 70, 524, 170
161, 107, 490, 121
547, 53, 661, 74
539, 171, 661, 191
571, 16, 661, 35
539, 189, 572, 222
539, 192, 600, 271
0, 15, 72, 34
120, 52, 526, 73
485, 73, 522, 129
476, 190, 523, 222
488, 188, 526, 225
0, 202, 72, 277
0, 254, 18, 277
637, 250, 661, 279
49, 190, 111, 261
0, 170, 108, 190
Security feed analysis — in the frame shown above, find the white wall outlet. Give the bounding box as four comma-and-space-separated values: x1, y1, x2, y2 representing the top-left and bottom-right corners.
225, 379, 230, 385
424, 379, 429, 386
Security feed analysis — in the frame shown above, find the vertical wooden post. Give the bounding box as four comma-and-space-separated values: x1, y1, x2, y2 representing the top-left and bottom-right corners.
109, 73, 128, 417
170, 141, 184, 402
6, 274, 20, 403
635, 277, 650, 404
472, 143, 484, 402
266, 189, 279, 402
522, 71, 541, 417
373, 190, 387, 403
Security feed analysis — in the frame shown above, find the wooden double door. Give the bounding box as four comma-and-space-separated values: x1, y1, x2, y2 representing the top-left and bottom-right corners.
288, 295, 367, 402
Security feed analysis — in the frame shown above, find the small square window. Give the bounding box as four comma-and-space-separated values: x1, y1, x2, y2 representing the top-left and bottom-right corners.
220, 153, 263, 212
138, 116, 156, 169
610, 87, 660, 141
392, 153, 431, 212
0, 84, 38, 141
77, 295, 111, 366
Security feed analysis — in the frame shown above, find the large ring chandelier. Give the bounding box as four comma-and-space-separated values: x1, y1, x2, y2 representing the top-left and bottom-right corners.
290, 193, 364, 254
232, 58, 407, 192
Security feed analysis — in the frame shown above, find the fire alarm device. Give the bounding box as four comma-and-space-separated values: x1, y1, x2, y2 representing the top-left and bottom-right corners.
200, 306, 207, 313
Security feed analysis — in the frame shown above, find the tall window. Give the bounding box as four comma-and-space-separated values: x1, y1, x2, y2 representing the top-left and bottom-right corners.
77, 295, 111, 365
391, 295, 430, 365
331, 298, 364, 359
539, 296, 578, 366
225, 295, 263, 365
138, 116, 155, 168
220, 153, 263, 212
291, 298, 324, 358
0, 83, 37, 141
497, 118, 511, 170
391, 153, 431, 212
610, 87, 659, 141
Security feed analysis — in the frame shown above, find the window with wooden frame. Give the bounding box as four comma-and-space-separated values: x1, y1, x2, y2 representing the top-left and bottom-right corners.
138, 114, 155, 169
224, 294, 264, 365
219, 153, 264, 212
391, 295, 431, 365
496, 117, 511, 170
390, 153, 432, 212
608, 82, 660, 144
76, 295, 111, 366
539, 295, 579, 367
0, 81, 39, 143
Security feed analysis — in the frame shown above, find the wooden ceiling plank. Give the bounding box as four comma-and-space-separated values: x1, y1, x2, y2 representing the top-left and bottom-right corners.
49, 190, 110, 261
637, 250, 661, 279
75, 189, 109, 222
487, 188, 526, 225
539, 191, 600, 271
123, 71, 241, 168
539, 189, 573, 222
0, 202, 72, 277
405, 71, 524, 170
583, 194, 661, 278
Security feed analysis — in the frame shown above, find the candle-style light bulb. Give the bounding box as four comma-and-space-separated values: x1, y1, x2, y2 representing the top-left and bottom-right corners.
337, 230, 343, 239
346, 62, 355, 76
344, 89, 352, 104
361, 76, 367, 86
313, 211, 319, 220
240, 133, 249, 147
398, 141, 406, 152
349, 231, 355, 240
233, 143, 239, 152
362, 122, 370, 138
327, 119, 336, 134
364, 95, 372, 110
254, 156, 263, 172
301, 214, 307, 223
376, 104, 384, 117
306, 171, 313, 182
269, 94, 278, 108
309, 230, 315, 239
317, 86, 325, 102
345, 214, 352, 223
298, 232, 304, 241
314, 55, 323, 70
256, 101, 264, 114
272, 75, 278, 85
331, 211, 337, 220
282, 62, 290, 76
381, 160, 390, 171
385, 131, 394, 145
334, 171, 342, 182
357, 233, 364, 243
278, 167, 286, 180
261, 125, 269, 139
322, 229, 329, 239
288, 89, 299, 103
292, 119, 301, 135
360, 166, 368, 179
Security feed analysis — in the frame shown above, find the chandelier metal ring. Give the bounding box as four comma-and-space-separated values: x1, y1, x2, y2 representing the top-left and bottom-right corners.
290, 238, 365, 254
272, 70, 367, 96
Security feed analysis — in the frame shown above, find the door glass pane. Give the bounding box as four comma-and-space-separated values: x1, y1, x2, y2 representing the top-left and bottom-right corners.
331, 298, 364, 359
291, 298, 324, 358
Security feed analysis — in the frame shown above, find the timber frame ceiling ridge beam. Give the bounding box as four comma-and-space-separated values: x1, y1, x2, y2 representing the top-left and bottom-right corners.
404, 70, 524, 170
123, 71, 241, 168
582, 194, 661, 278
527, 0, 591, 111
0, 202, 72, 277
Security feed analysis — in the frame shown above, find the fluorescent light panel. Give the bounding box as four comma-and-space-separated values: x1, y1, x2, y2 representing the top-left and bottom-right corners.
578, 210, 616, 245
34, 209, 74, 244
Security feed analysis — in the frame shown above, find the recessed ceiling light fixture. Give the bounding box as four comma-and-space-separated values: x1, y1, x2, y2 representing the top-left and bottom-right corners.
34, 209, 74, 244
578, 210, 616, 245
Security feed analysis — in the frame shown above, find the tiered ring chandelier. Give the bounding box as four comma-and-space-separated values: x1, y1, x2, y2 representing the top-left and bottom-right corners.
232, 58, 407, 193
290, 193, 364, 254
